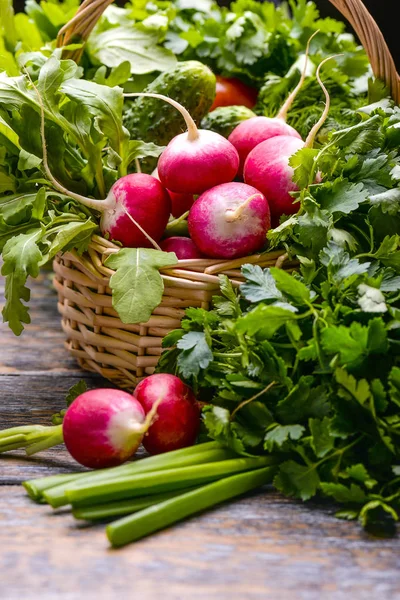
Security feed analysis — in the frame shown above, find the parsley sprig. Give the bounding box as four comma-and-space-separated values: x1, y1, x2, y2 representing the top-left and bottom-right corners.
159, 101, 400, 535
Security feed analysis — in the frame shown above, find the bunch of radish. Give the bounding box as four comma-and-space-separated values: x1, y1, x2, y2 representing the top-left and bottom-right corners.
32, 30, 331, 261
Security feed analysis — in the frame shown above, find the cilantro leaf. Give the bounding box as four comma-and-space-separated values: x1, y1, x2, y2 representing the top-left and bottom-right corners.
309, 417, 334, 458
274, 460, 320, 501
269, 267, 311, 305
177, 331, 213, 379
240, 264, 282, 303
320, 482, 366, 504
264, 424, 305, 452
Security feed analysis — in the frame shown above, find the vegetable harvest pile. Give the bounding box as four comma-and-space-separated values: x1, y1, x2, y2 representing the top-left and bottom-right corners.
0, 0, 399, 547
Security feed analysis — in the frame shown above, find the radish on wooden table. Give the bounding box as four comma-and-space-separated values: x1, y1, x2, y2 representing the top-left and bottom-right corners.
32, 78, 170, 249
244, 55, 337, 222
160, 237, 204, 260
125, 92, 239, 194
62, 389, 153, 469
134, 374, 201, 455
228, 31, 318, 175
188, 182, 270, 259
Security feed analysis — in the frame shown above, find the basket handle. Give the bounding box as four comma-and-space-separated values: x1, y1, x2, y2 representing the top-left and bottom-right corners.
56, 0, 114, 63
329, 0, 400, 103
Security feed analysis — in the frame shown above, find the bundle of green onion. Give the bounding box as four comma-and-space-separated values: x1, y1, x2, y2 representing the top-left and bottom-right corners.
23, 442, 276, 547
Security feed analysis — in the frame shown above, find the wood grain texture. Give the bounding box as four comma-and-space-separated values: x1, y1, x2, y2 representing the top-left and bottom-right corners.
1, 272, 400, 600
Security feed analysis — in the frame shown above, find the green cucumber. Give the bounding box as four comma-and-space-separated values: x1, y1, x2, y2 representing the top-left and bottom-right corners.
201, 105, 256, 138
124, 61, 216, 171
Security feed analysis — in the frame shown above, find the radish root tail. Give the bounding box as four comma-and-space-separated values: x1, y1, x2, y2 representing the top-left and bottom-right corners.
277, 29, 320, 121
304, 54, 343, 149
124, 92, 199, 142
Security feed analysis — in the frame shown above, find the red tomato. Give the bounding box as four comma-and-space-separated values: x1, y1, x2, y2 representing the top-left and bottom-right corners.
210, 76, 258, 111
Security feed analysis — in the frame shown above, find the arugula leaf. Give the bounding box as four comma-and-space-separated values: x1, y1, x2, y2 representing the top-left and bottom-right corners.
1, 229, 42, 335
105, 248, 177, 324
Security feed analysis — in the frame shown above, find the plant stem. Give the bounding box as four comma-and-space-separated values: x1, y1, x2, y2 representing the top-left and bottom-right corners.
73, 488, 198, 521
41, 442, 230, 507
67, 456, 274, 507
277, 30, 319, 120
124, 93, 199, 142
304, 55, 342, 149
107, 466, 276, 547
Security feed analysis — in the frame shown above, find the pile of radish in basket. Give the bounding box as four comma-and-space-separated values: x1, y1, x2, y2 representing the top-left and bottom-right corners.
1, 0, 400, 546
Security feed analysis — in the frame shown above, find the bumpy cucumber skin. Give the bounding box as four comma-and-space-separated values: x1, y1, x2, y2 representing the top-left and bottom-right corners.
201, 105, 256, 138
124, 61, 216, 147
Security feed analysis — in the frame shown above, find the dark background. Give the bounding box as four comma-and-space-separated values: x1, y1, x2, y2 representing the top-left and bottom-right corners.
11, 0, 399, 69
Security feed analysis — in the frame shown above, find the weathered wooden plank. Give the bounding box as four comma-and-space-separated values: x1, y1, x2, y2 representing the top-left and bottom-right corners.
2, 269, 400, 600
0, 270, 78, 373
1, 485, 400, 600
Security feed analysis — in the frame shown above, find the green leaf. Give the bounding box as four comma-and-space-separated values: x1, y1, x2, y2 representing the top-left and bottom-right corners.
65, 380, 87, 407
331, 114, 384, 154
269, 267, 311, 305
367, 318, 388, 354
176, 331, 213, 379
321, 322, 368, 367
1, 229, 42, 335
342, 463, 377, 489
47, 218, 98, 258
202, 405, 248, 456
236, 304, 297, 339
276, 378, 329, 423
87, 25, 177, 74
309, 417, 334, 458
274, 460, 320, 501
264, 424, 305, 451
289, 147, 319, 188
315, 180, 368, 215
240, 264, 282, 303
105, 248, 177, 324
389, 367, 400, 407
335, 368, 371, 406
320, 482, 366, 504
213, 274, 241, 317
369, 188, 400, 216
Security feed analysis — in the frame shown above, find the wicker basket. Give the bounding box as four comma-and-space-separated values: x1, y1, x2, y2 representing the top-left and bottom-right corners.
53, 237, 292, 389
53, 0, 400, 389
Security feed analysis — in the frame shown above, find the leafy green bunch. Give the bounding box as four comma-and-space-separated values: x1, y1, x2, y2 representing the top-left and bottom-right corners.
159, 102, 400, 534
0, 52, 165, 335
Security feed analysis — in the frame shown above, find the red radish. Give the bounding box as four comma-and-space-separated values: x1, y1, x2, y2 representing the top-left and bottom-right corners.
134, 374, 200, 455
244, 56, 337, 221
244, 136, 305, 219
33, 80, 170, 250
126, 93, 239, 195
210, 76, 258, 111
100, 174, 171, 248
228, 31, 317, 175
188, 182, 270, 259
168, 190, 195, 218
62, 389, 148, 468
160, 236, 204, 259
152, 168, 195, 217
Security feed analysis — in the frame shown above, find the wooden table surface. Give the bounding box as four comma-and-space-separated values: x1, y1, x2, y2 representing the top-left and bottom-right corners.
1, 271, 400, 600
